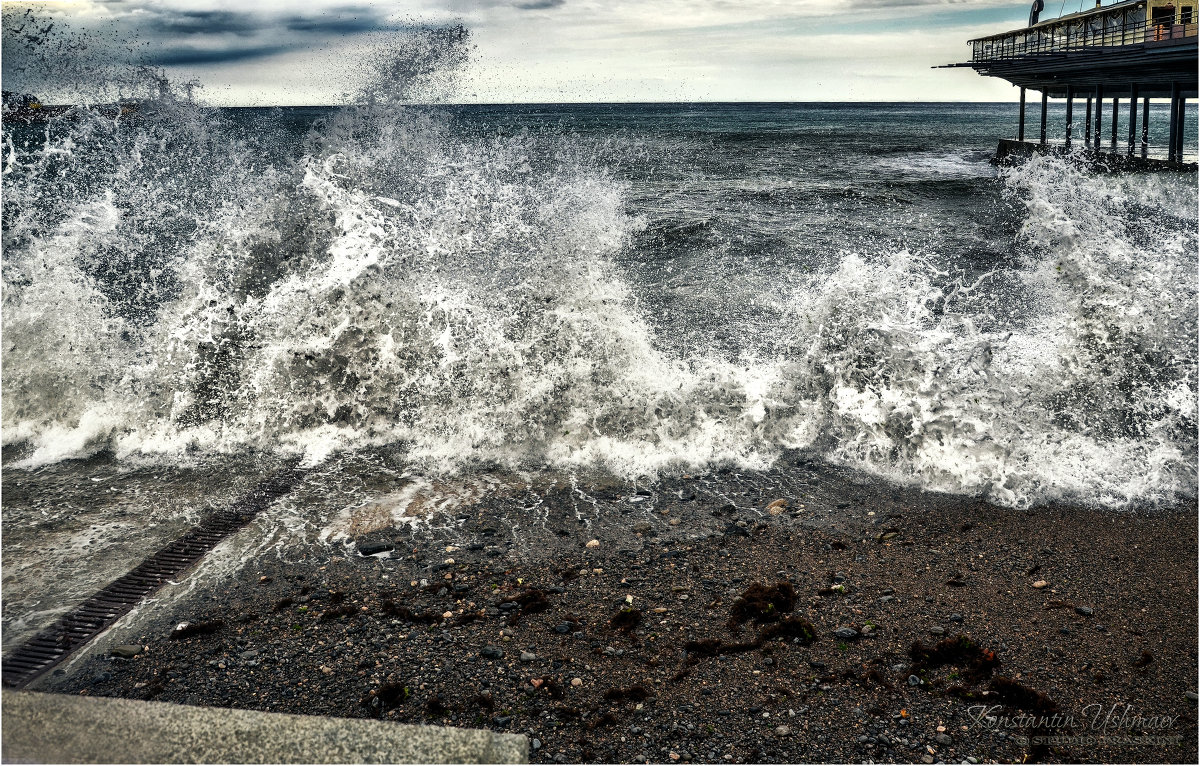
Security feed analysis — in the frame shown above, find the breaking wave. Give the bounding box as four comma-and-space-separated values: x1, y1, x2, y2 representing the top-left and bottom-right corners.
3, 42, 1195, 510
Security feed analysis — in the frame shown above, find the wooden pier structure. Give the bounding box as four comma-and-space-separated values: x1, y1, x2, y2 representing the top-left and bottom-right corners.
944, 0, 1197, 168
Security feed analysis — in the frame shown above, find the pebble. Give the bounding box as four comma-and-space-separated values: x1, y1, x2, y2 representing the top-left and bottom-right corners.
571, 677, 583, 687
930, 626, 945, 636
936, 733, 953, 745
633, 522, 652, 533
774, 725, 791, 737
110, 645, 143, 659
834, 627, 858, 639
1186, 691, 1198, 701
586, 539, 600, 548
1032, 580, 1048, 589
949, 613, 963, 622
520, 651, 537, 663
908, 675, 924, 686
239, 649, 259, 660
1075, 606, 1094, 616
532, 739, 542, 750
481, 646, 503, 659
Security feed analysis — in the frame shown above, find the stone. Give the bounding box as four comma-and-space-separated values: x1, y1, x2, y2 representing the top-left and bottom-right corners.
532, 739, 542, 751
936, 733, 953, 745
1186, 691, 1198, 702
571, 677, 583, 687
949, 613, 964, 623
110, 645, 144, 659
356, 539, 394, 556
239, 650, 259, 660
774, 725, 791, 737
833, 627, 858, 640
930, 626, 945, 636
879, 595, 894, 603
1031, 580, 1048, 589
520, 652, 536, 663
633, 522, 652, 534
553, 622, 574, 634
908, 675, 923, 686
481, 646, 503, 659
1075, 606, 1094, 616
585, 539, 600, 548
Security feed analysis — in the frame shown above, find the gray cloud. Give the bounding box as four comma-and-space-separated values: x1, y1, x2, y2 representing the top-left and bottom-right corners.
149, 43, 293, 66
515, 0, 567, 9
147, 10, 260, 37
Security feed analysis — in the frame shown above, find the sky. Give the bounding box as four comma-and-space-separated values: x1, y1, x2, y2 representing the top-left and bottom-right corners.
0, 0, 1113, 105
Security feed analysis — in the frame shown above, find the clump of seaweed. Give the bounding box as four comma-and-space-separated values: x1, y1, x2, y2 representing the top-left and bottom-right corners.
603, 685, 652, 702
609, 607, 642, 632
728, 581, 797, 628
501, 588, 551, 624
909, 635, 999, 683
759, 616, 817, 646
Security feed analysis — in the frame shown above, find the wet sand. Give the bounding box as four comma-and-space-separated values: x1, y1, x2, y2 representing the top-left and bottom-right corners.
20, 456, 1200, 764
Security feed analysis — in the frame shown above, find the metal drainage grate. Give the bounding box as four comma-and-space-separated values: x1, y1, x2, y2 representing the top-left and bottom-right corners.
1, 461, 308, 689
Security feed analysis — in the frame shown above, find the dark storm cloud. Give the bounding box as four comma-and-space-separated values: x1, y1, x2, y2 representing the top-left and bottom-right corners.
148, 10, 260, 37
283, 6, 394, 35
88, 3, 409, 68
149, 44, 294, 66
515, 0, 567, 9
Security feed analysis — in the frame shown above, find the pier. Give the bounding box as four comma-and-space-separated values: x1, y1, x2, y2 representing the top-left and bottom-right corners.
944, 0, 1197, 168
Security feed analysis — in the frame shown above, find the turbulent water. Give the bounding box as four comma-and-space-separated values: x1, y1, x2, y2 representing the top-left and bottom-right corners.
3, 85, 1197, 510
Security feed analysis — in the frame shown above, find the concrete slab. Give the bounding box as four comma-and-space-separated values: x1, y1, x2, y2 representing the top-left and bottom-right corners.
2, 691, 527, 764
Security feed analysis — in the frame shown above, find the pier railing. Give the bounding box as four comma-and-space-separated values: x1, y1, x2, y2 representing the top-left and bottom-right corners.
971, 13, 1197, 62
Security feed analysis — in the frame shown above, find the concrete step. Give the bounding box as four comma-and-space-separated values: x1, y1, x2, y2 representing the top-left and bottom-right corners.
2, 691, 527, 764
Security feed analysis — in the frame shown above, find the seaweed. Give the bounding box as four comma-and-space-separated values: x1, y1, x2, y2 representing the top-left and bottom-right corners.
609, 607, 642, 632
727, 581, 797, 629
909, 635, 999, 683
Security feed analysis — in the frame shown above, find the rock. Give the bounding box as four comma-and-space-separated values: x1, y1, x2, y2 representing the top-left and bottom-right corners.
774, 725, 791, 737
481, 645, 503, 659
532, 739, 542, 750
633, 522, 652, 534
586, 539, 600, 548
110, 645, 144, 659
554, 621, 575, 634
766, 499, 788, 515
1031, 580, 1048, 589
833, 627, 859, 640
356, 538, 394, 556
520, 651, 537, 663
501, 628, 515, 637
668, 518, 681, 526
571, 677, 583, 687
1186, 691, 1198, 701
724, 523, 750, 538
1075, 606, 1094, 616
878, 595, 895, 603
949, 613, 964, 623
936, 733, 953, 745
908, 675, 923, 686
239, 649, 259, 660
930, 626, 945, 636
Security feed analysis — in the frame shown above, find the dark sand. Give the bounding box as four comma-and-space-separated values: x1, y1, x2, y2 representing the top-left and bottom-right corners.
35, 458, 1200, 764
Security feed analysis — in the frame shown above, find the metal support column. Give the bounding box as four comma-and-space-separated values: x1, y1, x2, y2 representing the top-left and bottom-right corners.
1176, 97, 1185, 162
1169, 83, 1180, 162
1085, 96, 1093, 144
1128, 85, 1139, 154
1142, 97, 1150, 158
1093, 85, 1103, 149
1040, 90, 1048, 145
1065, 86, 1075, 147
1019, 87, 1026, 142
1110, 97, 1119, 149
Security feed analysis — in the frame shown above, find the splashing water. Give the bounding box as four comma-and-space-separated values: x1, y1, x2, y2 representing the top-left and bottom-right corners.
3, 30, 1195, 510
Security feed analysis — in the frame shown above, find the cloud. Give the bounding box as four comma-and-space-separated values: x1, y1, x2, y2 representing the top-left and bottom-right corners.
514, 0, 566, 9
147, 10, 260, 37
150, 43, 292, 66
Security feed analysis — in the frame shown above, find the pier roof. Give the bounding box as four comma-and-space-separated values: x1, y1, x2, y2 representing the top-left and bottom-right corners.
944, 0, 1197, 98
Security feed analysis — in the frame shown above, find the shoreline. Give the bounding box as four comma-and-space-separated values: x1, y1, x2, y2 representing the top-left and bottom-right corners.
24, 458, 1198, 764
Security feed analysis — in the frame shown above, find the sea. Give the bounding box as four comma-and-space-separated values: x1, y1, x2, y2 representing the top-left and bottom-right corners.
3, 91, 1198, 648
